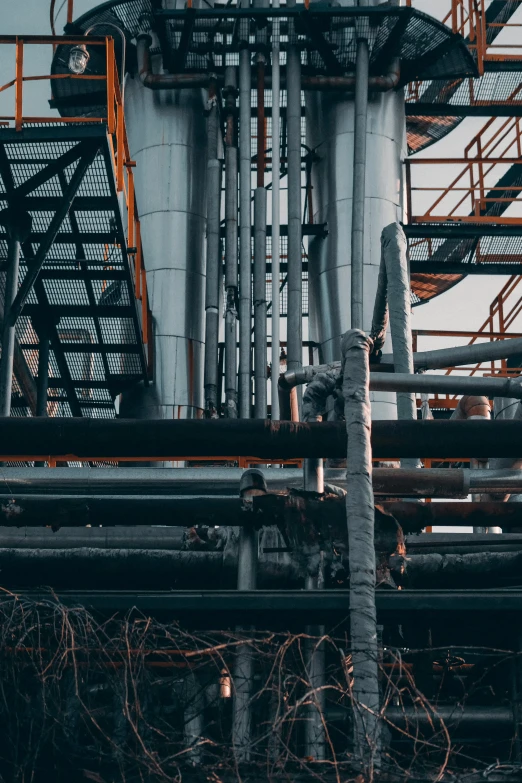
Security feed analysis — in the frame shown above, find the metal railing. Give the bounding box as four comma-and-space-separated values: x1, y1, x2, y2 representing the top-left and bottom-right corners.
0, 34, 150, 355
406, 114, 522, 226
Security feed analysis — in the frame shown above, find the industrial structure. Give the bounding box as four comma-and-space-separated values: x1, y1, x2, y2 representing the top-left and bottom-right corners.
0, 0, 522, 779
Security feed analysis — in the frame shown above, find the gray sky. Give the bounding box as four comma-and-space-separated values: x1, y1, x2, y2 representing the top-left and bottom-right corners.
1, 0, 520, 352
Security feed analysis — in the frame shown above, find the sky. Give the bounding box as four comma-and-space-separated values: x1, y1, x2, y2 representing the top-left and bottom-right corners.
1, 0, 521, 358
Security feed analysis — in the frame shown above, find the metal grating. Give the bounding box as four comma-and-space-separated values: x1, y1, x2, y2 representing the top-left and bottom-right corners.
0, 127, 148, 417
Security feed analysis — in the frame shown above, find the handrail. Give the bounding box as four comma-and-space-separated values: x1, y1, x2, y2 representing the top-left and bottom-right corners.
0, 35, 150, 358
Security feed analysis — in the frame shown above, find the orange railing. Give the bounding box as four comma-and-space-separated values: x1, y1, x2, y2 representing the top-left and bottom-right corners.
406, 114, 522, 227
0, 35, 150, 358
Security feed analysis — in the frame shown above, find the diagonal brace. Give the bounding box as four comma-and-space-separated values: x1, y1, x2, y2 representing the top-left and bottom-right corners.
9, 142, 99, 327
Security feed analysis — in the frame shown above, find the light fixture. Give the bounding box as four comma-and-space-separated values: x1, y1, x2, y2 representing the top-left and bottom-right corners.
68, 43, 90, 75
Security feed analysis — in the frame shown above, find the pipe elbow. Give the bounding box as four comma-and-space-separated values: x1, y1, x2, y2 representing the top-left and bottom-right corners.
452, 395, 491, 421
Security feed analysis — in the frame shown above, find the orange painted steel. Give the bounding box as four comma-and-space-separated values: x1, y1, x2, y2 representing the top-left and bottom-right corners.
0, 35, 151, 359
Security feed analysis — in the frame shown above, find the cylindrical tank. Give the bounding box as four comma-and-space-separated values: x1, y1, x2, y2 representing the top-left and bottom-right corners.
306, 0, 406, 419
123, 12, 208, 419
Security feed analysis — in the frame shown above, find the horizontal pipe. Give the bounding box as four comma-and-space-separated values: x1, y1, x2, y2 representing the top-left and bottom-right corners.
0, 467, 304, 495
8, 466, 522, 499
11, 589, 522, 615
370, 372, 522, 399
136, 36, 399, 93
0, 495, 243, 527
280, 337, 522, 392
4, 418, 522, 459
406, 532, 522, 554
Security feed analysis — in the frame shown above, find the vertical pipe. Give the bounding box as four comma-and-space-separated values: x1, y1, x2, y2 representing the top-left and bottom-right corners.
184, 672, 204, 763
304, 571, 325, 761
238, 4, 252, 419
224, 67, 239, 418
271, 8, 281, 421
381, 223, 418, 469
233, 469, 264, 762
0, 238, 21, 417
351, 36, 369, 331
286, 0, 303, 393
203, 82, 222, 417
253, 187, 267, 418
36, 334, 50, 418
342, 329, 380, 773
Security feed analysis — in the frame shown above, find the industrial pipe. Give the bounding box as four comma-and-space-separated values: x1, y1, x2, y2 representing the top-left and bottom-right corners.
238, 16, 252, 419
286, 0, 303, 403
6, 418, 522, 459
0, 211, 32, 417
271, 8, 281, 422
137, 35, 217, 89
203, 81, 222, 417
253, 187, 268, 418
350, 38, 369, 332
381, 224, 416, 422
342, 330, 380, 768
8, 466, 522, 499
224, 67, 239, 418
370, 372, 522, 400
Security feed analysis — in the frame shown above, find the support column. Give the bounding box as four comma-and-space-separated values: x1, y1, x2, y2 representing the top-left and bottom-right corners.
0, 209, 32, 417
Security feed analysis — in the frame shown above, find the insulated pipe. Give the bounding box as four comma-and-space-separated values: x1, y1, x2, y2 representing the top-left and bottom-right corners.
253, 187, 268, 418
271, 7, 281, 422
369, 252, 388, 355
342, 330, 380, 770
6, 418, 522, 460
286, 0, 303, 399
203, 82, 222, 417
238, 14, 252, 419
350, 37, 369, 331
302, 371, 338, 493
381, 224, 416, 424
136, 35, 216, 89
224, 67, 239, 418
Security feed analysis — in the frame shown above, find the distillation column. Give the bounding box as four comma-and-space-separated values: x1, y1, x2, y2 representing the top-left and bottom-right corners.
123, 6, 208, 420
306, 0, 406, 420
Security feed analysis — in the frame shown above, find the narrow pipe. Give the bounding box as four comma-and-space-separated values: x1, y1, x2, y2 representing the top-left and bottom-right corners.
286, 0, 303, 401
370, 372, 522, 399
350, 38, 369, 331
0, 237, 23, 417
233, 469, 264, 762
203, 83, 222, 417
342, 330, 380, 770
238, 20, 252, 418
280, 336, 522, 391
271, 8, 281, 422
224, 67, 239, 418
36, 334, 50, 418
381, 224, 416, 428
253, 187, 268, 418
304, 572, 326, 760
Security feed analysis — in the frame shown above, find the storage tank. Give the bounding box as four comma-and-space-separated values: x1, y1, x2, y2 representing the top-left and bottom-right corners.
123, 67, 208, 419
123, 2, 208, 420
306, 0, 406, 420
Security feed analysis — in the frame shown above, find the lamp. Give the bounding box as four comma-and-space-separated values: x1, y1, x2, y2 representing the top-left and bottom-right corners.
68, 43, 90, 74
